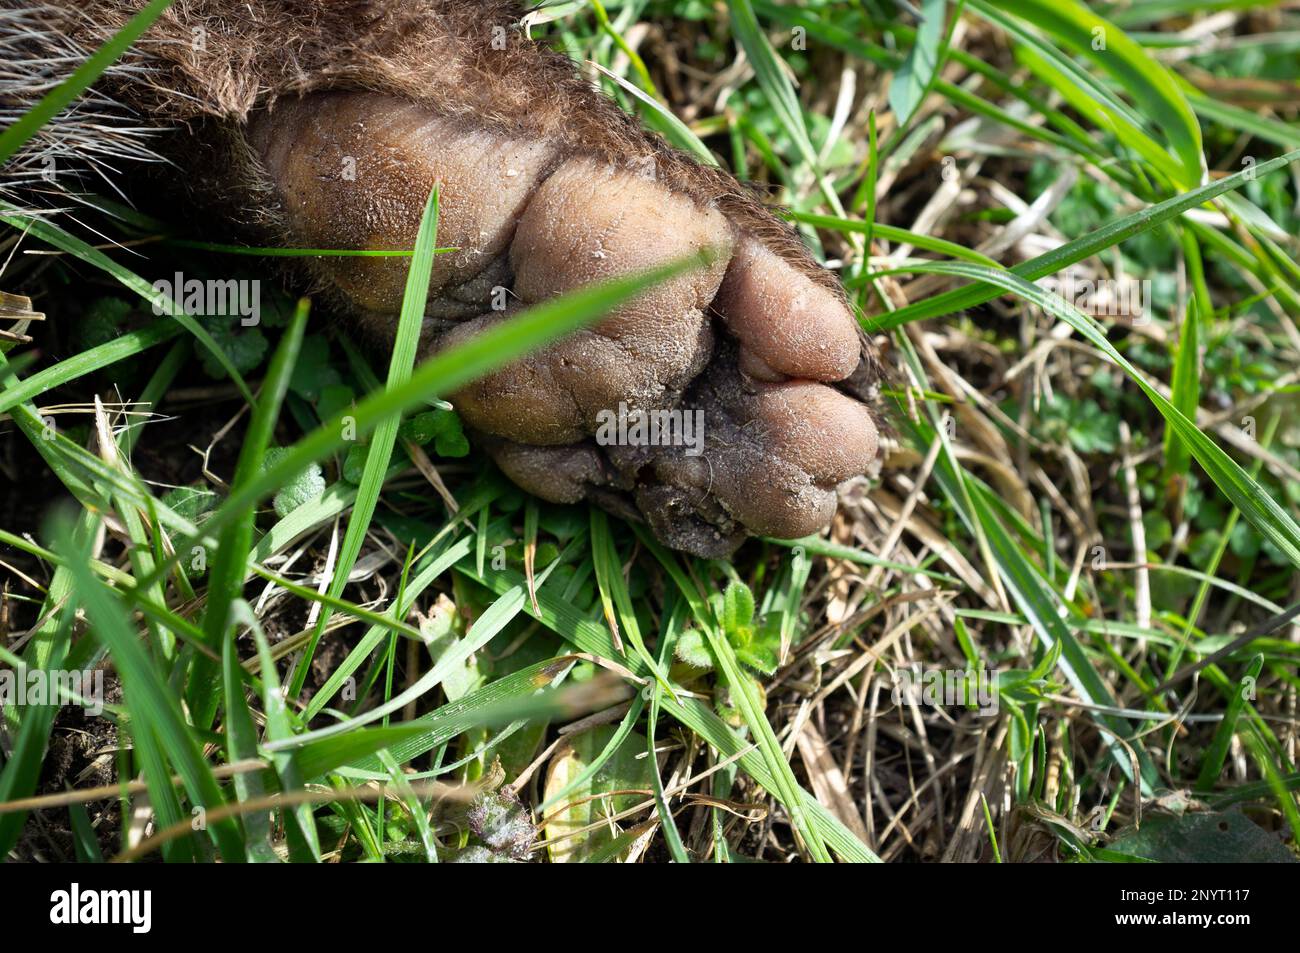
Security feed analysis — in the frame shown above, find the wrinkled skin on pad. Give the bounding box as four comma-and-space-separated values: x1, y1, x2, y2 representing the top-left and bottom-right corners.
40, 0, 885, 557
251, 92, 559, 318
253, 91, 880, 555
443, 157, 734, 444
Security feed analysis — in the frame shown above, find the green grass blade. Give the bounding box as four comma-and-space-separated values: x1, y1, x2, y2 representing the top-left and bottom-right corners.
0, 320, 180, 417
1196, 654, 1264, 793
634, 534, 831, 862
868, 149, 1300, 330
221, 609, 279, 862
246, 608, 321, 861
888, 260, 1300, 569
791, 212, 1002, 269
191, 298, 309, 725
0, 205, 255, 403
729, 0, 843, 214
992, 0, 1204, 185
298, 656, 578, 776
301, 535, 476, 721
976, 0, 1202, 187
646, 599, 691, 862
536, 692, 647, 812
50, 513, 247, 861
68, 802, 105, 863
967, 483, 1159, 790
729, 0, 817, 168
889, 0, 947, 130
274, 554, 566, 751
456, 559, 879, 861
767, 535, 961, 586
588, 61, 718, 166
0, 557, 77, 857
289, 186, 439, 697
590, 508, 674, 693
1164, 296, 1202, 479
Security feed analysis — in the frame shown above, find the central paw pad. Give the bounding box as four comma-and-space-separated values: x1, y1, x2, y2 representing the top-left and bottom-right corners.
252, 91, 880, 557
